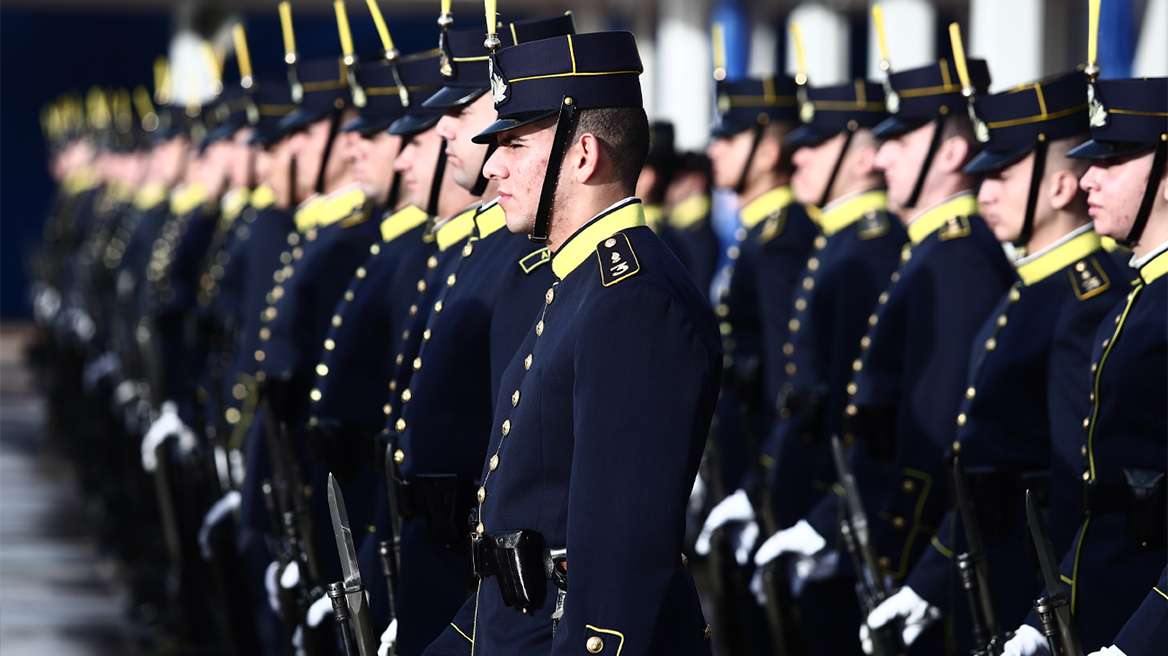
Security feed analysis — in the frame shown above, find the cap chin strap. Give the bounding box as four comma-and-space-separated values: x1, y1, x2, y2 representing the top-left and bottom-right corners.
736, 122, 766, 196
530, 97, 578, 244
470, 141, 498, 196
314, 109, 343, 195
386, 170, 401, 211
427, 140, 449, 218
819, 128, 856, 209
1119, 137, 1168, 249
289, 155, 298, 208
1016, 138, 1049, 248
904, 112, 949, 209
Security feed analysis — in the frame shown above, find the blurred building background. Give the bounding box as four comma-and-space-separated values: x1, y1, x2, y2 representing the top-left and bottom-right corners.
2, 0, 1166, 320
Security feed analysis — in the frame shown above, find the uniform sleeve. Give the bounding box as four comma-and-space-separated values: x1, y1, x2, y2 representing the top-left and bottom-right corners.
905, 509, 959, 609
1113, 566, 1168, 656
551, 283, 720, 656
421, 593, 476, 656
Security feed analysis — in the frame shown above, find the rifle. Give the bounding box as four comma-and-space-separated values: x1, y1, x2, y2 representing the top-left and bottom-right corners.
327, 473, 378, 656
1025, 491, 1083, 656
379, 442, 404, 655
263, 479, 300, 651
952, 458, 1011, 654
830, 435, 905, 656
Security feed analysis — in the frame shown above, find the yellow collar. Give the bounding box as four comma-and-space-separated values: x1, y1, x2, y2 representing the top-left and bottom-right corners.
251, 184, 276, 210
644, 204, 665, 230
1015, 226, 1102, 285
294, 194, 326, 231
906, 193, 979, 244
314, 184, 367, 229
221, 187, 250, 221
1139, 248, 1168, 284
63, 167, 99, 196
812, 189, 888, 237
552, 200, 646, 279
436, 205, 479, 251
106, 181, 135, 204
669, 194, 711, 230
741, 186, 795, 229
380, 205, 429, 243
133, 181, 169, 210
170, 182, 208, 216
475, 200, 507, 238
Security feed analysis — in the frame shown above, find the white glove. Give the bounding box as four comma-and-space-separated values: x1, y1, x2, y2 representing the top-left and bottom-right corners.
307, 593, 334, 628
1089, 647, 1127, 656
1002, 624, 1050, 656
378, 619, 399, 656
863, 586, 942, 653
689, 471, 707, 516
281, 560, 301, 589
291, 625, 307, 656
265, 560, 283, 615
198, 490, 242, 560
754, 519, 827, 565
140, 401, 197, 472
695, 489, 756, 556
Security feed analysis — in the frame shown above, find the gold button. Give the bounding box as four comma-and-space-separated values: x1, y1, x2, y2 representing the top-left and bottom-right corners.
1115, 314, 1121, 325
879, 292, 889, 305
716, 304, 729, 317
332, 314, 343, 327
396, 354, 404, 365
394, 449, 405, 464
396, 418, 406, 432
255, 350, 266, 362
890, 271, 900, 283
401, 389, 412, 403
225, 408, 241, 424
283, 265, 294, 279
476, 522, 484, 536
524, 354, 533, 370
344, 291, 354, 302
966, 387, 976, 400
260, 327, 271, 341
427, 255, 438, 269
703, 624, 713, 640
423, 329, 432, 342
587, 637, 604, 653
310, 389, 322, 401
846, 404, 858, 416
901, 250, 912, 262
502, 419, 511, 436
783, 343, 794, 356
356, 267, 366, 279
463, 243, 474, 257
288, 233, 300, 246
489, 455, 499, 471
413, 357, 422, 371
878, 556, 891, 569
306, 229, 317, 241
292, 247, 304, 260
266, 307, 278, 321
409, 304, 417, 316
852, 359, 863, 372
402, 330, 410, 341
272, 286, 285, 299
681, 553, 689, 568
434, 300, 444, 313
1090, 362, 1098, 374
389, 380, 397, 392
789, 319, 800, 332
536, 320, 545, 336
892, 516, 906, 529
814, 236, 827, 249
512, 391, 520, 406
847, 382, 857, 395
477, 487, 486, 503
1080, 445, 1088, 458
795, 298, 807, 311
902, 480, 916, 493
985, 338, 996, 351
370, 243, 380, 255
383, 404, 391, 415
997, 315, 1008, 328
316, 364, 328, 376
545, 288, 555, 304
786, 363, 797, 375
447, 273, 457, 287
727, 245, 741, 260
232, 384, 247, 400
802, 277, 814, 291
861, 336, 871, 349
1102, 339, 1110, 349
280, 252, 292, 265
807, 258, 820, 271
720, 322, 732, 336
1009, 288, 1021, 303
868, 314, 878, 326
1082, 471, 1091, 481
1089, 392, 1095, 403
1083, 418, 1090, 429
417, 280, 427, 292
952, 440, 962, 453
957, 413, 967, 426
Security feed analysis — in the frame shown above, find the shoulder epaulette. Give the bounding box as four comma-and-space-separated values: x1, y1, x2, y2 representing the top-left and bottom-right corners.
1069, 256, 1111, 301
339, 201, 373, 228
937, 214, 972, 242
595, 233, 641, 286
756, 207, 787, 244
857, 209, 891, 240
518, 247, 551, 274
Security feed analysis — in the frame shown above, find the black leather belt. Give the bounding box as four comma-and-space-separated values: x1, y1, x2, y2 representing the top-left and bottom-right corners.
396, 475, 478, 547
1080, 468, 1166, 542
471, 528, 567, 613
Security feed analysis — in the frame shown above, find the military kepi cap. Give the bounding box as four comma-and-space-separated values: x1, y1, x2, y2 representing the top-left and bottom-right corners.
204, 87, 256, 145
712, 75, 799, 138
472, 31, 644, 144
249, 80, 297, 147
875, 58, 990, 137
344, 51, 445, 136
423, 13, 577, 109
277, 57, 353, 135
786, 80, 888, 148
1067, 77, 1168, 159
965, 71, 1090, 174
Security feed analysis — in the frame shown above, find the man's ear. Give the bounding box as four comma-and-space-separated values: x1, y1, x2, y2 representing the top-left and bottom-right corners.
938, 135, 971, 174
1047, 169, 1082, 211
850, 141, 878, 180
571, 132, 603, 184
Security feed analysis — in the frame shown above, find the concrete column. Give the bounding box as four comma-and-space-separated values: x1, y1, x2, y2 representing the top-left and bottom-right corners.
749, 22, 777, 77
867, 0, 935, 80
970, 0, 1044, 90
787, 2, 849, 86
657, 0, 712, 151
1133, 0, 1168, 77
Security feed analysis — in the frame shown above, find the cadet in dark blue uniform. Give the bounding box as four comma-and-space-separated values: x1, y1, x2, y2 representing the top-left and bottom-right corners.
662, 151, 720, 297
863, 69, 1129, 654
1003, 75, 1168, 656
423, 29, 720, 656
368, 13, 573, 656
752, 78, 905, 656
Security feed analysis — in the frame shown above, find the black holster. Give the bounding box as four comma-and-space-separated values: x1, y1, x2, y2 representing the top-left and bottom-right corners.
847, 404, 897, 462
1079, 468, 1166, 542
473, 529, 549, 611
398, 475, 478, 546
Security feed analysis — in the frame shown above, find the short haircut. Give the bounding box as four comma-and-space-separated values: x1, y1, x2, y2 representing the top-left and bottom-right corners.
763, 120, 796, 172
1049, 134, 1092, 177
534, 107, 650, 192
941, 112, 982, 164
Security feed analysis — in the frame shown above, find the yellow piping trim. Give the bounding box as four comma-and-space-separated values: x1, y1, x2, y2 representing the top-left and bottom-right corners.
741, 186, 795, 229
436, 205, 478, 251
508, 69, 642, 84
906, 193, 979, 244
1016, 229, 1102, 285
380, 205, 429, 243
1107, 109, 1168, 117
552, 201, 645, 279
1035, 84, 1048, 117
810, 100, 886, 112
1139, 248, 1168, 284
987, 104, 1088, 130
939, 58, 952, 88
452, 55, 489, 62
471, 579, 481, 654
451, 622, 473, 643
301, 78, 348, 92
1071, 516, 1091, 612
585, 625, 627, 655
1061, 575, 1074, 585
892, 467, 934, 579
1088, 287, 1141, 479
930, 534, 955, 559
1154, 586, 1168, 601
816, 189, 888, 237
567, 35, 577, 74
726, 94, 798, 107
510, 23, 518, 45
897, 82, 962, 99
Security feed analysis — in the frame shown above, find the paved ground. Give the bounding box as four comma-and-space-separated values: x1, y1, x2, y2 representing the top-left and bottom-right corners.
0, 322, 142, 656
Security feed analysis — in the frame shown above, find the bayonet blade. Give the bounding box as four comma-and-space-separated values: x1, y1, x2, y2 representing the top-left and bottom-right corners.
830, 435, 889, 597
328, 473, 378, 656
1026, 490, 1083, 656
953, 458, 999, 637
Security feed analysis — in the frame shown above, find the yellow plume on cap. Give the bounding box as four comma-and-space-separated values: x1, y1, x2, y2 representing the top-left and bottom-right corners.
366, 0, 397, 56
88, 87, 111, 130
113, 87, 133, 133
1086, 0, 1102, 78
133, 86, 159, 132
334, 1, 355, 61
790, 21, 808, 86
485, 0, 498, 35
233, 24, 254, 89
872, 4, 890, 71
200, 40, 224, 96
154, 56, 172, 105
711, 22, 727, 81
441, 0, 452, 16
279, 1, 297, 64
948, 22, 973, 96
